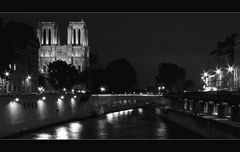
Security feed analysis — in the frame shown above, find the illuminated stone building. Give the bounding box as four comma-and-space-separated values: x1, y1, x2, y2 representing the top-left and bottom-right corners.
204, 34, 240, 91
37, 20, 89, 74
0, 40, 39, 94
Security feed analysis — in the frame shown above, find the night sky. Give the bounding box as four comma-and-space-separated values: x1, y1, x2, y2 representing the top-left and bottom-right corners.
1, 12, 240, 89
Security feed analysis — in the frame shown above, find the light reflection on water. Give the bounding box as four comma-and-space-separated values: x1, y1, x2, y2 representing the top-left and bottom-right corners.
55, 127, 69, 139
16, 106, 204, 139
35, 133, 52, 140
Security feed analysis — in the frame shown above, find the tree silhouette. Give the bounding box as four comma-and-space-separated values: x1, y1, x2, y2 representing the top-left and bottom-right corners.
0, 19, 40, 78
47, 60, 79, 90
79, 67, 106, 93
105, 58, 137, 93
155, 62, 186, 93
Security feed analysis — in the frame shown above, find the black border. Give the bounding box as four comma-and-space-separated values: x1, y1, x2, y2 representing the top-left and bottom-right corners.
1, 0, 240, 151
1, 0, 240, 12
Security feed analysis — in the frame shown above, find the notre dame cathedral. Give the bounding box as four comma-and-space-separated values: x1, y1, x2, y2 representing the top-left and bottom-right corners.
37, 20, 90, 74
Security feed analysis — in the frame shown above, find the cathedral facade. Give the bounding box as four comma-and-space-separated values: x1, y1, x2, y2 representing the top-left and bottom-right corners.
37, 20, 90, 74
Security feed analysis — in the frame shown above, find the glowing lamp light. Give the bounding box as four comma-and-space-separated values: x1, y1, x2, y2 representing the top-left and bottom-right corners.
5, 72, 10, 77
15, 98, 19, 102
203, 71, 208, 77
61, 96, 64, 99
227, 66, 234, 73
74, 95, 77, 99
42, 96, 46, 100
26, 75, 31, 81
63, 88, 66, 91
215, 68, 221, 74
162, 86, 165, 89
80, 90, 86, 94
100, 87, 106, 92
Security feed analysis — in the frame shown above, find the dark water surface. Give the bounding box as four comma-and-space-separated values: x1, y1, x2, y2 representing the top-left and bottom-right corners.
15, 106, 205, 139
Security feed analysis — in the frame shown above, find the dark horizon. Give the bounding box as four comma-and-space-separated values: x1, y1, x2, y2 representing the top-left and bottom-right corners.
2, 12, 240, 89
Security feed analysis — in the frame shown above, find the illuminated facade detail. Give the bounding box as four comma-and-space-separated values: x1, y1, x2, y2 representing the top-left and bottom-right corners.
37, 20, 90, 74
203, 34, 240, 91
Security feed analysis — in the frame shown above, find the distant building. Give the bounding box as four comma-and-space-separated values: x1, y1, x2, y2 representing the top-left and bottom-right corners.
37, 20, 89, 74
0, 39, 39, 94
204, 34, 240, 91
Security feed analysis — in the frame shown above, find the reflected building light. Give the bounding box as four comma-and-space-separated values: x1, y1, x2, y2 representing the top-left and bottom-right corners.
113, 112, 118, 117
97, 119, 107, 138
106, 113, 114, 122
71, 98, 75, 106
55, 127, 69, 139
119, 111, 124, 115
129, 109, 133, 114
156, 123, 167, 137
69, 122, 82, 133
35, 133, 52, 140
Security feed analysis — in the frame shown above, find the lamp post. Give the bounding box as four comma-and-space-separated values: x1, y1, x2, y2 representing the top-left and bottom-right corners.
25, 75, 32, 93
227, 65, 234, 91
4, 72, 10, 94
215, 67, 222, 90
100, 87, 106, 93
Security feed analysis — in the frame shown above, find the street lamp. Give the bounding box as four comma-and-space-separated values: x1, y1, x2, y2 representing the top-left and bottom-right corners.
100, 87, 106, 93
25, 75, 32, 93
26, 75, 31, 81
215, 68, 221, 75
203, 71, 208, 77
5, 72, 10, 77
226, 65, 235, 91
227, 65, 234, 73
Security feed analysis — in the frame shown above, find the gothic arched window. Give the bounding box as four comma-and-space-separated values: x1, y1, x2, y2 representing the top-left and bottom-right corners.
78, 29, 81, 45
73, 29, 76, 45
43, 29, 46, 45
49, 29, 51, 45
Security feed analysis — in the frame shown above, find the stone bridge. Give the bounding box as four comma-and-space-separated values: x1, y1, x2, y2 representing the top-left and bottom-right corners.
88, 94, 168, 115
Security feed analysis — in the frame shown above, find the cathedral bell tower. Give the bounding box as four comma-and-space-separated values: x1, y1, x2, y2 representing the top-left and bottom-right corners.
37, 22, 60, 45
67, 20, 88, 46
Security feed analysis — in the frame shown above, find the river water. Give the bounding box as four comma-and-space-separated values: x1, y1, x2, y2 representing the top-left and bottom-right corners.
15, 105, 204, 139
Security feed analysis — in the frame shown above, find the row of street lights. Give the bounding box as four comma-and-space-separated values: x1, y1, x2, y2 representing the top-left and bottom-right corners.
1, 71, 32, 94
202, 65, 235, 91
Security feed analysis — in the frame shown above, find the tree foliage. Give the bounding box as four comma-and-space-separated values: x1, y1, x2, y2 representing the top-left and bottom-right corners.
155, 62, 186, 93
105, 58, 137, 93
47, 60, 79, 90
79, 68, 106, 93
0, 19, 40, 78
